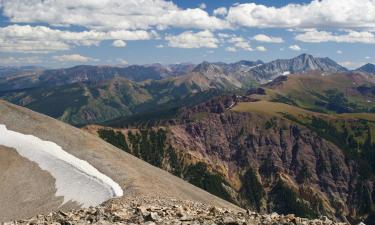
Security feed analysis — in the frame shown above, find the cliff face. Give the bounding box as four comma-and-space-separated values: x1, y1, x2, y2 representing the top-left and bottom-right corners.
166, 111, 373, 223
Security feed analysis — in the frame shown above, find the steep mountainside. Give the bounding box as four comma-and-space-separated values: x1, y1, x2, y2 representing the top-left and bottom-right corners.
0, 100, 238, 221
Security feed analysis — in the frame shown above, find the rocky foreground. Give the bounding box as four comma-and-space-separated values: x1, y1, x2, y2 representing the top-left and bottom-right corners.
6, 197, 350, 225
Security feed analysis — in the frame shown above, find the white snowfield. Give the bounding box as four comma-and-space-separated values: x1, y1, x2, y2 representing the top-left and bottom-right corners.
0, 124, 123, 207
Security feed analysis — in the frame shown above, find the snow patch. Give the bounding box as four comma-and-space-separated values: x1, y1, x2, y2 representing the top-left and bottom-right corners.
282, 71, 291, 76
248, 64, 263, 69
0, 124, 123, 207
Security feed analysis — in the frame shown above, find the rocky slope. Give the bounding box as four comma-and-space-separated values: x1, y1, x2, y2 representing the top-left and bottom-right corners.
9, 196, 347, 225
0, 100, 239, 222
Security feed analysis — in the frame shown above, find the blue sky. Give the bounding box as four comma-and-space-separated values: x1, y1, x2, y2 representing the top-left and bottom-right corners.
0, 0, 374, 68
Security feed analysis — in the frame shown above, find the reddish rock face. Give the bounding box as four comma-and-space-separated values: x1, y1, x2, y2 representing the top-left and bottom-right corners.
167, 111, 373, 222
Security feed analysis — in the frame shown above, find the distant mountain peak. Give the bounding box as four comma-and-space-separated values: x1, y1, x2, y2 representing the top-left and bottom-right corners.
356, 63, 375, 74
296, 53, 314, 59
248, 54, 347, 82
192, 61, 223, 74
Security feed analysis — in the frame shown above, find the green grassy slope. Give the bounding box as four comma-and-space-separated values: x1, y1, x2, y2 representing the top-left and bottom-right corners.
263, 72, 375, 113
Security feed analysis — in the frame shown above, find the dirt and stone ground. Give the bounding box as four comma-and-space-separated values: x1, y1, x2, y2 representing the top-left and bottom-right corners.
6, 196, 348, 225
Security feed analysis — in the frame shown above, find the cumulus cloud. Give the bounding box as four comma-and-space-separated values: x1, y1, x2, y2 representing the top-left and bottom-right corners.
253, 34, 284, 43
0, 0, 229, 31
227, 36, 253, 51
295, 29, 375, 43
226, 0, 375, 29
112, 40, 127, 48
166, 30, 219, 48
0, 25, 153, 53
53, 54, 97, 62
213, 7, 228, 17
256, 46, 267, 52
337, 50, 343, 54
289, 45, 301, 51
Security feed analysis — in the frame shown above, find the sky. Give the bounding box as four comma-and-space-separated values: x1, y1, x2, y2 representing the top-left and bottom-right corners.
0, 0, 375, 68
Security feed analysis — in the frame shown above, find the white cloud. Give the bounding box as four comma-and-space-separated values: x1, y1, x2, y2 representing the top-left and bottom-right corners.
365, 56, 371, 59
256, 46, 267, 52
295, 29, 375, 43
227, 36, 253, 51
156, 44, 164, 48
225, 46, 237, 52
218, 33, 231, 39
166, 30, 219, 48
0, 25, 153, 53
339, 61, 366, 69
0, 56, 42, 65
199, 3, 207, 10
337, 50, 343, 54
53, 54, 97, 62
1, 0, 229, 31
112, 40, 127, 48
116, 58, 129, 65
213, 7, 228, 17
253, 34, 284, 43
226, 0, 375, 29
289, 45, 301, 51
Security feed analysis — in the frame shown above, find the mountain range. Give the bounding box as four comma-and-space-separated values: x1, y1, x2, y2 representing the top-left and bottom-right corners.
1, 54, 367, 125
0, 54, 351, 92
